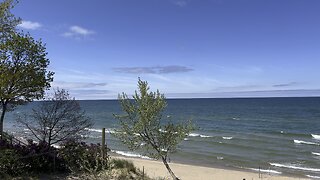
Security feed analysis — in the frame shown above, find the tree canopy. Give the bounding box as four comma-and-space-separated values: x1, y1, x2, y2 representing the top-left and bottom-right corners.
0, 0, 54, 136
114, 78, 194, 180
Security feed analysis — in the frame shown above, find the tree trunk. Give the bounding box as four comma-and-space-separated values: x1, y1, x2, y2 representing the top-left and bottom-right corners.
161, 156, 180, 180
0, 103, 7, 139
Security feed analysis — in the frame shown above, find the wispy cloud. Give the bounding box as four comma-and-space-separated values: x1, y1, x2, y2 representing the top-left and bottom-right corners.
273, 82, 298, 88
63, 25, 94, 39
167, 89, 320, 98
18, 20, 42, 30
113, 65, 194, 74
172, 0, 188, 7
51, 81, 107, 89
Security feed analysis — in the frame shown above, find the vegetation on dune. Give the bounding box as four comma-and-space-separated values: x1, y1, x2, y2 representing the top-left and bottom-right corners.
114, 78, 195, 180
0, 136, 155, 180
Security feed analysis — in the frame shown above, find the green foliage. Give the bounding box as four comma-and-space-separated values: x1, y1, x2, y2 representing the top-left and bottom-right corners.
0, 0, 20, 39
0, 149, 24, 176
110, 159, 137, 173
0, 0, 54, 136
115, 78, 194, 158
0, 138, 66, 177
0, 32, 54, 104
59, 140, 109, 174
114, 78, 194, 179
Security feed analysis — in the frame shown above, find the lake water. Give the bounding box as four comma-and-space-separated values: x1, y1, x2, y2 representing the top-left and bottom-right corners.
4, 97, 320, 178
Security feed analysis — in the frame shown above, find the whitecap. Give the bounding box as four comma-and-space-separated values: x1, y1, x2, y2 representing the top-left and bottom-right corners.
188, 133, 212, 138
85, 128, 102, 133
188, 133, 200, 137
270, 163, 320, 172
294, 140, 319, 146
200, 135, 212, 138
52, 144, 61, 149
312, 152, 320, 156
217, 156, 224, 160
222, 136, 233, 140
112, 150, 151, 159
306, 175, 320, 179
159, 129, 167, 133
249, 168, 282, 174
184, 138, 189, 141
312, 134, 320, 140
85, 128, 115, 134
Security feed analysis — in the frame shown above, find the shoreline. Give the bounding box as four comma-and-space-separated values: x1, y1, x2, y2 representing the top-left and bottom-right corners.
111, 155, 310, 180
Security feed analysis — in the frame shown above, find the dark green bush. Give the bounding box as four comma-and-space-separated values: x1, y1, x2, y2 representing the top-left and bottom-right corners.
0, 138, 66, 177
59, 140, 109, 174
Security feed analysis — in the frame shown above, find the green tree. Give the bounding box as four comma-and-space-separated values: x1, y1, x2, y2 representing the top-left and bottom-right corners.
0, 0, 20, 40
114, 79, 194, 180
0, 32, 54, 136
17, 89, 93, 147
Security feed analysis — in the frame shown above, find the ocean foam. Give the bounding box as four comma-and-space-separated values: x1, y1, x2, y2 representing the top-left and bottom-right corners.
188, 133, 212, 138
312, 134, 320, 140
306, 175, 320, 179
85, 128, 115, 134
270, 163, 320, 172
312, 152, 320, 156
222, 136, 233, 140
112, 150, 151, 160
52, 144, 61, 149
217, 156, 224, 160
294, 140, 319, 146
249, 168, 282, 174
183, 138, 189, 141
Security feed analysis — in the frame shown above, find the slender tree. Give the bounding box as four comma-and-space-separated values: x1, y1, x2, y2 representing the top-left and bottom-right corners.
114, 78, 194, 180
17, 89, 93, 147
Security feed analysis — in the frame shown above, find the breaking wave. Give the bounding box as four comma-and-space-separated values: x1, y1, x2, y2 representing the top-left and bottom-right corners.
249, 168, 282, 174
85, 128, 115, 134
112, 150, 151, 160
270, 163, 320, 172
294, 140, 319, 146
312, 152, 320, 156
306, 175, 320, 179
188, 133, 212, 138
311, 134, 320, 140
222, 136, 233, 140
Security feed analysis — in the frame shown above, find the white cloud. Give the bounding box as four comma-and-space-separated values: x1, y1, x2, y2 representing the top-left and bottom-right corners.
63, 25, 94, 38
18, 20, 42, 30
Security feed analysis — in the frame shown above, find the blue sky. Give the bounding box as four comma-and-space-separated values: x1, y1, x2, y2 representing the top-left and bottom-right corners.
12, 0, 320, 99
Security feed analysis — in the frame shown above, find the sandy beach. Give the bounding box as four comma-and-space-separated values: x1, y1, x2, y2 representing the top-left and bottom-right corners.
112, 156, 309, 180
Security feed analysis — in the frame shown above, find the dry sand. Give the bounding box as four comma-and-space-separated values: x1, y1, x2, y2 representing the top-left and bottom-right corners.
112, 156, 309, 180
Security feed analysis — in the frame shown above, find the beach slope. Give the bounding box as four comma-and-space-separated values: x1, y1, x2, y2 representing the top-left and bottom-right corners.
113, 156, 309, 180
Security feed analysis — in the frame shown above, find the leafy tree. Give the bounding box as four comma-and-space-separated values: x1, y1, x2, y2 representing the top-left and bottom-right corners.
0, 0, 54, 137
17, 89, 93, 147
0, 0, 20, 40
114, 79, 194, 180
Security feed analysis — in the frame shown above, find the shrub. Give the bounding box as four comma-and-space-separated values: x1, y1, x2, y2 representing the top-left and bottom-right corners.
59, 140, 109, 174
0, 137, 66, 177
